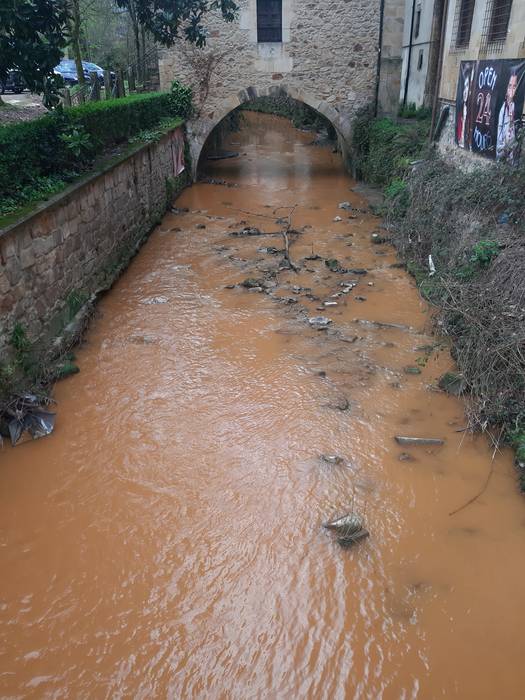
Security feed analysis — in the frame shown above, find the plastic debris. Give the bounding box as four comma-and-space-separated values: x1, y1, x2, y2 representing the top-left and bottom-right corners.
0, 394, 56, 447
395, 436, 445, 446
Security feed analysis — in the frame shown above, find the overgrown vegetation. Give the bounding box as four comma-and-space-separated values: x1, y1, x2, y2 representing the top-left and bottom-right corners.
397, 102, 432, 120
385, 154, 525, 479
0, 84, 192, 220
352, 107, 525, 483
241, 94, 337, 138
351, 107, 430, 186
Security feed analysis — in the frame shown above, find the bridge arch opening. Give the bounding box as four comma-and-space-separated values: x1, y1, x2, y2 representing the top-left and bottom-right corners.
191, 86, 352, 178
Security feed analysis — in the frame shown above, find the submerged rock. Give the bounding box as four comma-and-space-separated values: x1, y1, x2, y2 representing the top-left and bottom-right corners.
324, 513, 364, 534
321, 454, 344, 465
231, 226, 264, 237
324, 512, 370, 547
338, 529, 370, 547
241, 278, 265, 289
438, 372, 467, 396
308, 316, 332, 329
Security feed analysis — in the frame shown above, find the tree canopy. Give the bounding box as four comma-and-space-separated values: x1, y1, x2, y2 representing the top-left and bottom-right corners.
0, 1, 69, 106
0, 0, 238, 108
115, 0, 238, 48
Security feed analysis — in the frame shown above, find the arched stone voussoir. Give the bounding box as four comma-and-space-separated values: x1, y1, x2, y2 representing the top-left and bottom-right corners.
190, 85, 353, 178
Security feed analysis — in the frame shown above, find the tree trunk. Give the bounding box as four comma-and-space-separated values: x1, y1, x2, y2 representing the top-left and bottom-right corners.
140, 24, 146, 86
128, 1, 141, 87
69, 0, 85, 87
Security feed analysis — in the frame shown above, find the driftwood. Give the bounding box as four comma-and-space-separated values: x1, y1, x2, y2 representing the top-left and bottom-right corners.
275, 205, 301, 273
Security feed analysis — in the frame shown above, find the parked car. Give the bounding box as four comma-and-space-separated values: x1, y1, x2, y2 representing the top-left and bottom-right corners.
0, 70, 26, 94
82, 61, 115, 85
54, 59, 115, 89
54, 59, 82, 87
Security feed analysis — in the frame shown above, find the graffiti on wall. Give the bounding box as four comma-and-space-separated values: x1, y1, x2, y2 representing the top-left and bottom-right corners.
455, 59, 525, 164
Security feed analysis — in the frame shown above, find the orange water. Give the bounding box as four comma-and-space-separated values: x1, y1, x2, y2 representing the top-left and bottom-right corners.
1, 113, 523, 699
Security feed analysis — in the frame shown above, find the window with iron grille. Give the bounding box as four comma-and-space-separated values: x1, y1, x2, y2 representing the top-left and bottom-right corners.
480, 0, 513, 52
257, 0, 283, 43
452, 0, 476, 50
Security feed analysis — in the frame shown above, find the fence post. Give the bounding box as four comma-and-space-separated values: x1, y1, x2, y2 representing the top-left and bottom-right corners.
89, 71, 100, 101
63, 88, 72, 108
117, 69, 126, 98
128, 66, 136, 92
103, 70, 112, 99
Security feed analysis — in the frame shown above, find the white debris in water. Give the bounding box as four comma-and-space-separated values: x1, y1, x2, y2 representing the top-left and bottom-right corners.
141, 296, 169, 305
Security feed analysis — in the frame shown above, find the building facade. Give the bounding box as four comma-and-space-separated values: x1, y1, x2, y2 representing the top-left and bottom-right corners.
159, 0, 404, 171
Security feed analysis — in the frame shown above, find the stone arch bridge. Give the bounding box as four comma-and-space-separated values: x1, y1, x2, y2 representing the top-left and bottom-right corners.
159, 0, 403, 176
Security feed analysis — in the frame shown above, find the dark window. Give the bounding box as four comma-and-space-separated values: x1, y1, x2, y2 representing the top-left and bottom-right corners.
414, 7, 421, 39
417, 49, 424, 70
257, 0, 283, 43
487, 0, 513, 42
455, 0, 476, 48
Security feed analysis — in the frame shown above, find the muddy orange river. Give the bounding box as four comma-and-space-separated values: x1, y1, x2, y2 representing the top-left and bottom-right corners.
1, 113, 524, 698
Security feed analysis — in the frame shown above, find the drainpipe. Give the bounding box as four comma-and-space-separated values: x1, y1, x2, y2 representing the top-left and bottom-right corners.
430, 0, 450, 139
375, 0, 386, 116
403, 0, 417, 107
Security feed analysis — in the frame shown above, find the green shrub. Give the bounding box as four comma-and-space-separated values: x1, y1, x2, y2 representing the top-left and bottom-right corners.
0, 92, 189, 216
398, 102, 432, 120
169, 80, 193, 120
351, 113, 430, 186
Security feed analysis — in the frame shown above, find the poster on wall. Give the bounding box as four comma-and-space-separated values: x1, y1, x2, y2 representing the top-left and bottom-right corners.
455, 59, 525, 164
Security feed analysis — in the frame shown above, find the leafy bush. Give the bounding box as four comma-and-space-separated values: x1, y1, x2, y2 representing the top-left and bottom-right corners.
352, 115, 430, 185
0, 91, 190, 217
398, 102, 432, 120
169, 80, 194, 120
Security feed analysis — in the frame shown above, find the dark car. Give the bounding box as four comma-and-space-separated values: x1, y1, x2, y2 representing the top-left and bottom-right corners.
54, 60, 114, 88
83, 61, 116, 88
0, 70, 26, 94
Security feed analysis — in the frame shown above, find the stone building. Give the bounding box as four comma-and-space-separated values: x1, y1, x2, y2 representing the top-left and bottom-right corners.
438, 0, 525, 100
158, 0, 405, 173
400, 0, 525, 162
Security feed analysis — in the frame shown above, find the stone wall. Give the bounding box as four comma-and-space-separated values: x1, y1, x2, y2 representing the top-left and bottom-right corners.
0, 127, 187, 357
159, 0, 388, 171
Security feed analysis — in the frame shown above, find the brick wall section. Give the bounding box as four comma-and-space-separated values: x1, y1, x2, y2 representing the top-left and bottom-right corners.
159, 0, 387, 171
0, 127, 187, 357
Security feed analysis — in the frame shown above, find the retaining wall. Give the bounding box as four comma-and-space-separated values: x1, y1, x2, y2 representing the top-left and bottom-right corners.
0, 126, 187, 358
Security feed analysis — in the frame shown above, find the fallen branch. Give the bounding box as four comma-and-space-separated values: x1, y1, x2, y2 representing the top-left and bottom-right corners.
280, 205, 301, 273
449, 427, 503, 515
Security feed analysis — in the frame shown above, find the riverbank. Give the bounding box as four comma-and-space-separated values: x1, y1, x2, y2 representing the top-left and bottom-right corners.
353, 114, 525, 485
